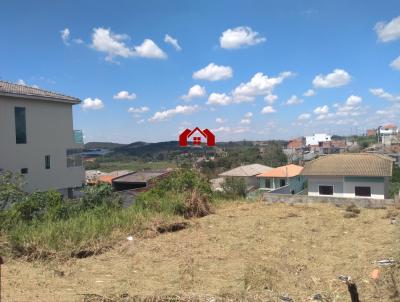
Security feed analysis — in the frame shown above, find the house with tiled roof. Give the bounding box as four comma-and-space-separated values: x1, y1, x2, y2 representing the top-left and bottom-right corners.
219, 163, 272, 190
0, 80, 84, 197
257, 164, 306, 194
302, 153, 393, 199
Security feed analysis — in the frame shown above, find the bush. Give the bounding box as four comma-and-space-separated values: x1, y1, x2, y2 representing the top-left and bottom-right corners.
0, 171, 26, 210
222, 177, 247, 198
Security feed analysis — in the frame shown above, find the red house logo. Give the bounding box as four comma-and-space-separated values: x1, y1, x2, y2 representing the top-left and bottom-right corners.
179, 127, 215, 147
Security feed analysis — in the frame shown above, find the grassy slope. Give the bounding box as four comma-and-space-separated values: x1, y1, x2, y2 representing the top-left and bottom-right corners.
3, 201, 399, 302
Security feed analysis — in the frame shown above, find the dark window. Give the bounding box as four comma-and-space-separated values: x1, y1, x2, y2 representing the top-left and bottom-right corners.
21, 168, 28, 174
265, 179, 271, 188
15, 107, 27, 144
319, 185, 333, 195
45, 155, 51, 169
280, 179, 286, 187
355, 186, 371, 197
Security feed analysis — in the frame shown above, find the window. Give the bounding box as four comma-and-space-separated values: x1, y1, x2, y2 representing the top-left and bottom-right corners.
15, 107, 27, 144
355, 186, 371, 197
319, 185, 333, 195
280, 179, 286, 187
67, 149, 83, 167
265, 179, 271, 188
21, 168, 28, 174
45, 155, 51, 170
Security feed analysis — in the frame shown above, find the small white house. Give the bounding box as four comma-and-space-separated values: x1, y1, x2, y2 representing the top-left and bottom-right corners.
305, 133, 331, 146
302, 153, 393, 199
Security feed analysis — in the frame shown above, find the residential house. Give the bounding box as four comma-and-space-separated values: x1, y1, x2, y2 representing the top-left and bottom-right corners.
257, 164, 306, 194
302, 153, 393, 199
219, 164, 272, 190
378, 124, 398, 145
0, 81, 84, 197
367, 129, 377, 137
287, 137, 305, 150
305, 133, 332, 147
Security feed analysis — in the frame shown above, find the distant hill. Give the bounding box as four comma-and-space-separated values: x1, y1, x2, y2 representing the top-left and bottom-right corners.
84, 142, 128, 150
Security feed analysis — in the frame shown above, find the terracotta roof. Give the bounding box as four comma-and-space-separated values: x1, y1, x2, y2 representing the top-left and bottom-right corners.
0, 80, 80, 103
257, 164, 303, 178
98, 170, 134, 184
219, 164, 272, 177
383, 123, 397, 129
301, 153, 393, 177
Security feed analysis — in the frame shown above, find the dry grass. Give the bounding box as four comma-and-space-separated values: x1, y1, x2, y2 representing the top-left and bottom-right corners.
3, 202, 400, 302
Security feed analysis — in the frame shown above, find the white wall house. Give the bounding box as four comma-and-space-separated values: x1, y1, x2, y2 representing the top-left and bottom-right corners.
0, 81, 85, 197
305, 133, 331, 146
302, 153, 393, 200
219, 164, 272, 190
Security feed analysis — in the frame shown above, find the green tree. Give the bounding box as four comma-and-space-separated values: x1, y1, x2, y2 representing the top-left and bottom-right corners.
0, 171, 26, 210
222, 177, 247, 198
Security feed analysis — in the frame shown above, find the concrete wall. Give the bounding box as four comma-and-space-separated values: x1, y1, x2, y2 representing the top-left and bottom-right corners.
261, 192, 394, 208
308, 175, 388, 199
0, 96, 84, 193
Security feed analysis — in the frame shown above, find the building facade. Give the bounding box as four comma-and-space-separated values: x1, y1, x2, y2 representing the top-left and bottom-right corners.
305, 133, 332, 146
302, 153, 393, 199
257, 164, 306, 194
0, 81, 84, 197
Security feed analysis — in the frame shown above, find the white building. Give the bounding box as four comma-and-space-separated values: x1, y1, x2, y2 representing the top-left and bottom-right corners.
219, 164, 272, 190
305, 133, 331, 146
0, 81, 85, 197
302, 153, 393, 200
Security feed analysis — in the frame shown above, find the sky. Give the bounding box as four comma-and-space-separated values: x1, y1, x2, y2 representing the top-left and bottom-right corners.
1, 0, 400, 143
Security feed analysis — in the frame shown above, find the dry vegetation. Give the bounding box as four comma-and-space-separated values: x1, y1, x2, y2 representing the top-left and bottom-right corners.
3, 201, 400, 302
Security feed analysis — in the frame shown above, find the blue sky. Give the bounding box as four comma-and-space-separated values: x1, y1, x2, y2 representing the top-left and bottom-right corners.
1, 0, 400, 143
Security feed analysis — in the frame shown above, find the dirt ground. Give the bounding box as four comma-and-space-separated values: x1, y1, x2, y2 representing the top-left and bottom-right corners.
2, 201, 400, 302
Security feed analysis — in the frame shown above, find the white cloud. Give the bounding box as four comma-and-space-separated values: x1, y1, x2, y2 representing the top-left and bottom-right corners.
335, 95, 364, 117
240, 118, 251, 124
346, 95, 362, 106
313, 105, 329, 115
375, 16, 400, 42
370, 88, 400, 101
16, 79, 26, 86
60, 28, 70, 45
298, 113, 311, 120
73, 38, 84, 44
164, 34, 181, 51
303, 89, 316, 97
137, 119, 145, 124
286, 95, 303, 105
212, 126, 250, 134
390, 56, 400, 70
128, 106, 149, 113
207, 93, 232, 105
261, 106, 276, 114
181, 85, 206, 100
216, 117, 227, 123
113, 90, 137, 100
82, 98, 104, 110
149, 105, 199, 122
193, 63, 233, 81
264, 94, 278, 104
244, 112, 253, 118
134, 39, 167, 59
91, 27, 166, 61
233, 71, 293, 102
220, 26, 266, 49
312, 69, 351, 88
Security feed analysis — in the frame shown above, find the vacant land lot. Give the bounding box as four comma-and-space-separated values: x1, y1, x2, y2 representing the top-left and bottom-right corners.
3, 202, 400, 302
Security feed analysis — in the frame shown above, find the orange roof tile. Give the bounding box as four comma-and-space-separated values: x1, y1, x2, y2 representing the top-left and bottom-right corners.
98, 175, 114, 184
257, 164, 303, 178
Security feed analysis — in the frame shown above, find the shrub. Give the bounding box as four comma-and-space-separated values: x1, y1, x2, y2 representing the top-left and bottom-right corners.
222, 177, 247, 198
0, 171, 26, 210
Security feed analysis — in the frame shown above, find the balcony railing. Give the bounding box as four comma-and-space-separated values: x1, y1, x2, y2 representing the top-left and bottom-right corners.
73, 130, 84, 145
